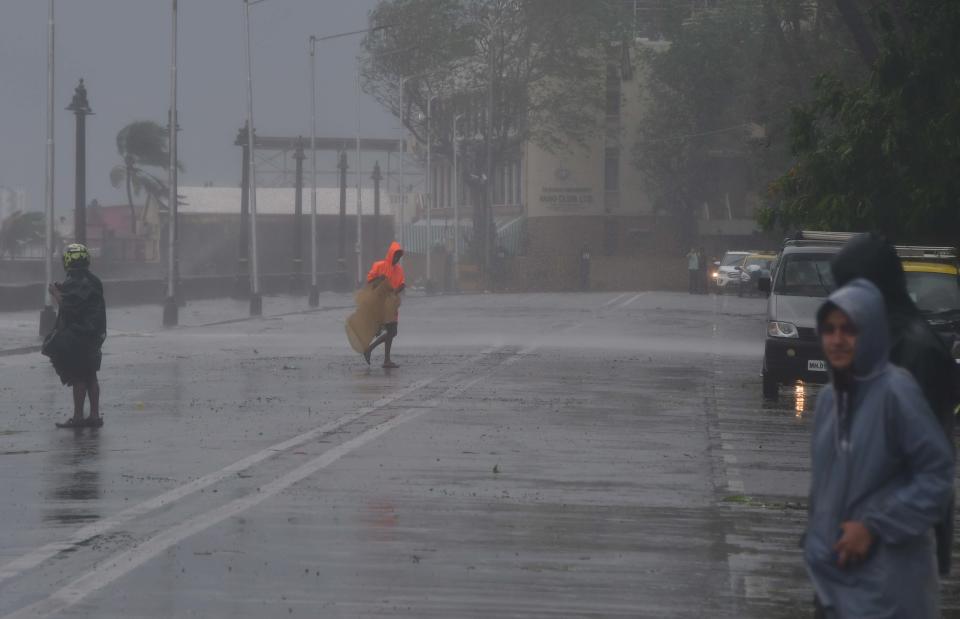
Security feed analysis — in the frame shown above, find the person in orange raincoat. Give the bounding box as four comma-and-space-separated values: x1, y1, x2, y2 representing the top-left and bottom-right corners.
364, 241, 405, 368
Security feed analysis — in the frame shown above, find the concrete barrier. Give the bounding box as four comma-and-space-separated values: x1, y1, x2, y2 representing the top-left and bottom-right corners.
0, 272, 340, 312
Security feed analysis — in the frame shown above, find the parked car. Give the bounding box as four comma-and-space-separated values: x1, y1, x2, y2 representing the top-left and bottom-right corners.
759, 239, 839, 399
737, 253, 777, 297
760, 231, 959, 399
903, 260, 960, 364
712, 251, 750, 292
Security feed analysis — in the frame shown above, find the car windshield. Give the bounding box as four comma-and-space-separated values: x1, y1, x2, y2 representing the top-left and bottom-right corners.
721, 253, 747, 267
773, 254, 835, 297
905, 271, 960, 315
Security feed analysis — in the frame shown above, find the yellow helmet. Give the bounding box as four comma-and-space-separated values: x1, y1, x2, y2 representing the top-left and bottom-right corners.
63, 243, 90, 269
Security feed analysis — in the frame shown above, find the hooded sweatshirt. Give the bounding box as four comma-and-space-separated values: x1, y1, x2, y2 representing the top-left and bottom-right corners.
367, 242, 405, 320
831, 233, 957, 574
804, 279, 954, 618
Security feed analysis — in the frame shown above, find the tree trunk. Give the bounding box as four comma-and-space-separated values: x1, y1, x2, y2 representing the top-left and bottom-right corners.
834, 0, 879, 67
125, 168, 137, 234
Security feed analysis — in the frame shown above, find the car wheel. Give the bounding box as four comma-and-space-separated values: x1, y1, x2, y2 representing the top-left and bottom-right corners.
762, 371, 779, 400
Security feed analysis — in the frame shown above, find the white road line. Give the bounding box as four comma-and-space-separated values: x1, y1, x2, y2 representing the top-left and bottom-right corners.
601, 293, 628, 307
0, 347, 499, 586
619, 292, 645, 308
3, 344, 529, 619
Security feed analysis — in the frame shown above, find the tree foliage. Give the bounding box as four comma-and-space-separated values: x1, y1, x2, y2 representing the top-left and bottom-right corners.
632, 1, 863, 239
0, 211, 47, 259
763, 0, 960, 243
361, 0, 624, 263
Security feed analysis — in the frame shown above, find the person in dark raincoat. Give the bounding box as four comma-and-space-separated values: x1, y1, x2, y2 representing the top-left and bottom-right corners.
831, 233, 957, 575
805, 279, 954, 618
364, 241, 405, 368
44, 244, 107, 428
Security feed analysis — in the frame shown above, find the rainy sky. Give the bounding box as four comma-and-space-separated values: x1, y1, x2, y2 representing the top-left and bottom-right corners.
0, 0, 393, 212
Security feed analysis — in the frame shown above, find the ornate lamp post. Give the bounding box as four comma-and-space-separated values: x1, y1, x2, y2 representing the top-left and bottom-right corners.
65, 79, 92, 245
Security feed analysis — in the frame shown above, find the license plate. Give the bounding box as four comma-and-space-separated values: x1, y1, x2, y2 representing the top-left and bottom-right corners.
808, 360, 827, 372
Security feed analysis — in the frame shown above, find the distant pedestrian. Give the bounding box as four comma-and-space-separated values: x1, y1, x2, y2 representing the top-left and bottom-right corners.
804, 278, 954, 619
42, 244, 107, 428
686, 247, 699, 294
831, 233, 958, 575
364, 241, 405, 369
579, 244, 591, 291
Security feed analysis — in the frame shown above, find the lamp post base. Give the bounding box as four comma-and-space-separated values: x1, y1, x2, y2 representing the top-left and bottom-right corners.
39, 305, 57, 337
249, 293, 262, 316
162, 296, 179, 327
308, 284, 320, 307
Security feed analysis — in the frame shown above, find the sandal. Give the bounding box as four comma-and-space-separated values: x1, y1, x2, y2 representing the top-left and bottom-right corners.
55, 417, 85, 429
84, 416, 104, 428
382, 361, 399, 369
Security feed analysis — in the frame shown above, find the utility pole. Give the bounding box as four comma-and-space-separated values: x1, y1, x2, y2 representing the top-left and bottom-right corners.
371, 161, 382, 254
163, 0, 179, 327
337, 151, 348, 291
39, 0, 56, 337
308, 36, 319, 307
242, 0, 262, 316
453, 113, 463, 293
234, 124, 250, 298
426, 95, 434, 290
355, 68, 363, 287
66, 79, 92, 245
291, 137, 305, 294
398, 76, 407, 248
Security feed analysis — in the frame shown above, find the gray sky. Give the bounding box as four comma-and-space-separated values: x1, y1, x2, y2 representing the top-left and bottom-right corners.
0, 0, 394, 212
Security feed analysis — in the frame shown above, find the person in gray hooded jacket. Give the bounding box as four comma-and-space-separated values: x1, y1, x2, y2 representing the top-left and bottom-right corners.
805, 278, 954, 619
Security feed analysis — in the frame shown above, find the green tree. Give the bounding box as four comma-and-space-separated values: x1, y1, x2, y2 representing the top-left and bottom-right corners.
109, 120, 182, 234
361, 0, 624, 268
763, 0, 960, 243
0, 211, 47, 259
631, 1, 862, 242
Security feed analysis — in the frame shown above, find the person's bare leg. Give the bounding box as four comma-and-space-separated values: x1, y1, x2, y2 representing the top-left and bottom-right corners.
365, 332, 389, 364
87, 375, 100, 421
383, 335, 394, 366
72, 384, 86, 420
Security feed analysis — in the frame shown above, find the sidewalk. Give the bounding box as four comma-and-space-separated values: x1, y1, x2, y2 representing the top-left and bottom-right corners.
0, 292, 354, 355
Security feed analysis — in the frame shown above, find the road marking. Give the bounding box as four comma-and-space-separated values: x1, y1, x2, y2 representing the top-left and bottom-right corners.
0, 346, 500, 587
2, 344, 530, 619
601, 293, 628, 307
619, 292, 645, 308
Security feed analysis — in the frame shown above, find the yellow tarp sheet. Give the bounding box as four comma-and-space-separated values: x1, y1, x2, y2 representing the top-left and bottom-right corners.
344, 281, 401, 354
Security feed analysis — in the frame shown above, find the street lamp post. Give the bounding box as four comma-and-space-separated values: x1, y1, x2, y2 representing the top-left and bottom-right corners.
398, 76, 408, 249
308, 36, 319, 306
243, 0, 262, 316
425, 95, 435, 290
354, 68, 364, 286
307, 26, 390, 298
66, 79, 92, 245
39, 0, 56, 337
453, 113, 463, 292
291, 137, 305, 293
163, 0, 179, 326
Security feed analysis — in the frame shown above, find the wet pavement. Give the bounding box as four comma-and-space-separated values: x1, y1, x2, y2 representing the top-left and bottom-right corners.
0, 291, 958, 617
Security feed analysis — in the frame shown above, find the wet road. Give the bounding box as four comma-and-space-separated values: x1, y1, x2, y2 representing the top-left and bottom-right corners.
0, 291, 957, 617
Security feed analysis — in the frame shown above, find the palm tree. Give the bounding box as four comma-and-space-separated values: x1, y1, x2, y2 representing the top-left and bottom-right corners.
109, 121, 184, 234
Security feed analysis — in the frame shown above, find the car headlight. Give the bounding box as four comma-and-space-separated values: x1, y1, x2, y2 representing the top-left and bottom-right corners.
768, 321, 799, 338
711, 271, 719, 278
